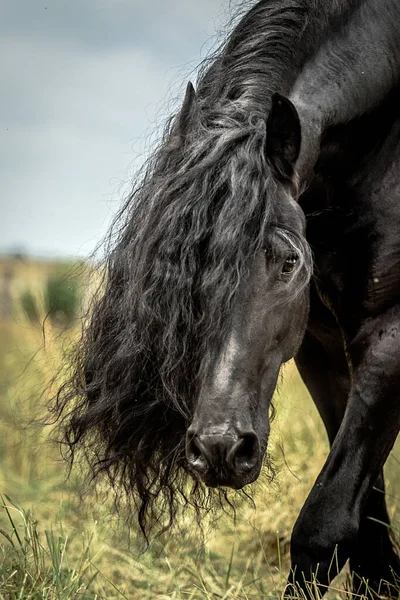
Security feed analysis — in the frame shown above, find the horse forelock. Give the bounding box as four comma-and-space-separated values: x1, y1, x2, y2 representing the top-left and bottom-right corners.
111, 104, 273, 401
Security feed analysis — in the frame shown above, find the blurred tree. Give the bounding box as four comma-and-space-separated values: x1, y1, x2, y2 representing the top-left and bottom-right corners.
44, 265, 81, 327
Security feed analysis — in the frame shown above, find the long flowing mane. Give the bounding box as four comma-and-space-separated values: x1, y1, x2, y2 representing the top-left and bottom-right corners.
54, 0, 338, 539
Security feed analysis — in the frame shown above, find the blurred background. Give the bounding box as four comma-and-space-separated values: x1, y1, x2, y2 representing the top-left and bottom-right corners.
1, 1, 399, 598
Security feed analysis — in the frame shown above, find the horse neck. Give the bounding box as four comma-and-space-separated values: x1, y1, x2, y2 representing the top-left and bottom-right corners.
198, 0, 364, 110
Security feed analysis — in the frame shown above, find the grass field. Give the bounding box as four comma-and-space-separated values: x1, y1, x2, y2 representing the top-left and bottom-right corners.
0, 258, 399, 599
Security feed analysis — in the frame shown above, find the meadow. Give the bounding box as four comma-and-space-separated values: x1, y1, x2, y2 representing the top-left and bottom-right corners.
0, 256, 399, 599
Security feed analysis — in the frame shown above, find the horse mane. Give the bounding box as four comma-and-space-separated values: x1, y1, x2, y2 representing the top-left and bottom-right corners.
54, 0, 315, 540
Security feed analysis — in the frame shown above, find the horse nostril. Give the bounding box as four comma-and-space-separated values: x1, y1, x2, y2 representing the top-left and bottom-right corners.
186, 427, 260, 481
189, 436, 202, 459
186, 434, 208, 472
227, 431, 260, 472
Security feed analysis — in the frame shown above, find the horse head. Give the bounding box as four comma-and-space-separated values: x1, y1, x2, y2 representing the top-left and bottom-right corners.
186, 92, 311, 489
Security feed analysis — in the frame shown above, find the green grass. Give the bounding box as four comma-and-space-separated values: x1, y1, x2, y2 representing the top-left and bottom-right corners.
0, 495, 100, 599
0, 262, 399, 599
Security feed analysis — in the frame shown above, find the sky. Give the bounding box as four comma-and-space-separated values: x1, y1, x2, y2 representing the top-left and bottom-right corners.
1, 0, 236, 258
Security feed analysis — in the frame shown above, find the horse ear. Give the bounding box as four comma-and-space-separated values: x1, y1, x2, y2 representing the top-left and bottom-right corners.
170, 81, 199, 147
266, 93, 301, 183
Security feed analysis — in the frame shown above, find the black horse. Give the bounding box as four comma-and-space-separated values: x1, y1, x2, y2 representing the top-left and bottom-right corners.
55, 0, 400, 596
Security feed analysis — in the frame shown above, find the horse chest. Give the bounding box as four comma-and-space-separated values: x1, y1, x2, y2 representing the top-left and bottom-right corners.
308, 194, 400, 329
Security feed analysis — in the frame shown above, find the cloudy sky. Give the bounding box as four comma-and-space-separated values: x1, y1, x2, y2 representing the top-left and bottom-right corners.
1, 0, 235, 258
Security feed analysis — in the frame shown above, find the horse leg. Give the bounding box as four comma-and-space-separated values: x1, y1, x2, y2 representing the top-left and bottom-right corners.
294, 325, 400, 597
350, 473, 400, 596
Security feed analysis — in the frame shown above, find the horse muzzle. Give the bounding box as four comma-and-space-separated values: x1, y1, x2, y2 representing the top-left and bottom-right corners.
185, 426, 262, 488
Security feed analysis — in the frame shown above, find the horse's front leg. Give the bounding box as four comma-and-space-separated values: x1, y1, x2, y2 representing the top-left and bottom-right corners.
288, 309, 400, 597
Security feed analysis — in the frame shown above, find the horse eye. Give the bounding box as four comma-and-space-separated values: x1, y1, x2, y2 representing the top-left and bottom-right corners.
281, 255, 298, 276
